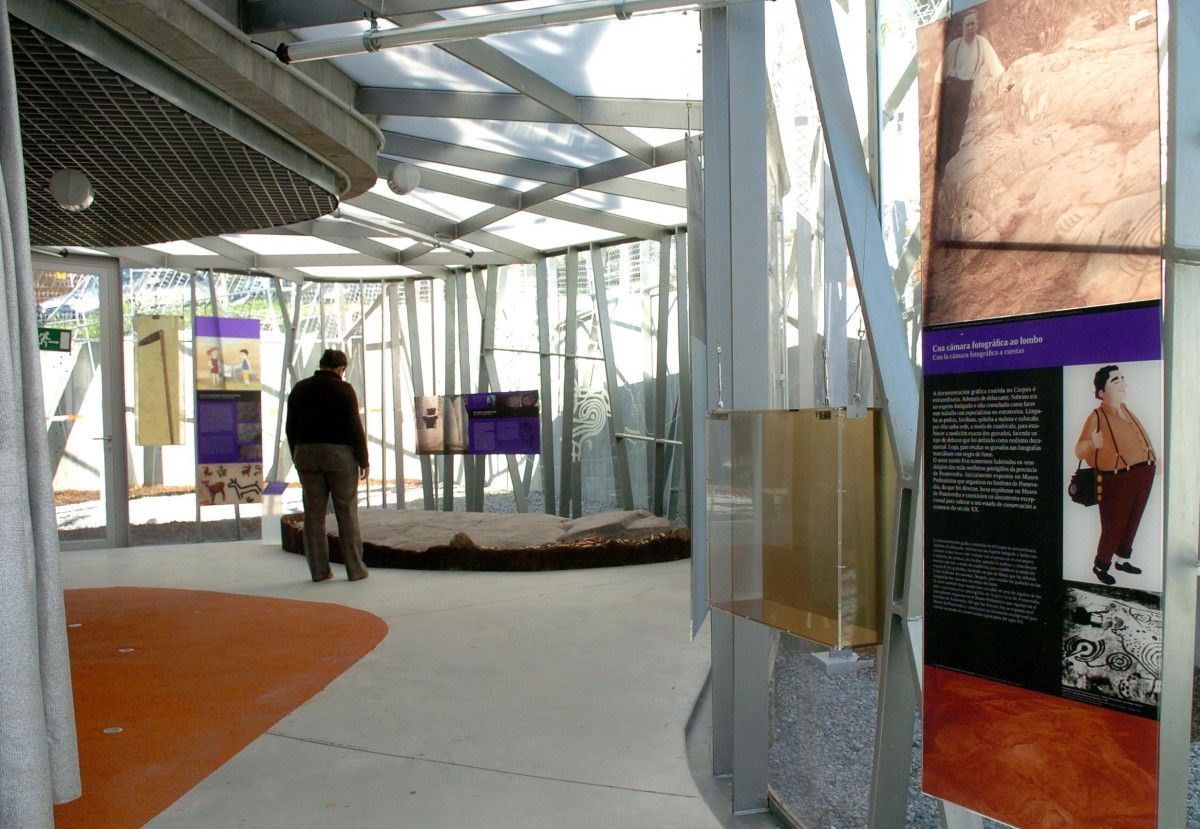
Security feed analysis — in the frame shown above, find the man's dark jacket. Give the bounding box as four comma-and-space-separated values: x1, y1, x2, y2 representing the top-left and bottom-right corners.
285, 369, 368, 467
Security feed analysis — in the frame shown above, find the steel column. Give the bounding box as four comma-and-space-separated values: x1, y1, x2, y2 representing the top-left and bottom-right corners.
387, 283, 406, 508
793, 0, 924, 825
536, 258, 558, 514
405, 280, 435, 510
1157, 1, 1200, 823
589, 245, 635, 511
443, 275, 457, 510
701, 0, 773, 813
675, 230, 692, 526
559, 250, 580, 517
653, 234, 672, 515
455, 270, 473, 508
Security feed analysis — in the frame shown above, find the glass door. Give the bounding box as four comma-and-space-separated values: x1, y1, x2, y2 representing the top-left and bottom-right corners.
33, 254, 128, 548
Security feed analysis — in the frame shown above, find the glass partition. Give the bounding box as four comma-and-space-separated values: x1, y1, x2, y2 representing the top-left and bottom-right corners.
707, 408, 894, 648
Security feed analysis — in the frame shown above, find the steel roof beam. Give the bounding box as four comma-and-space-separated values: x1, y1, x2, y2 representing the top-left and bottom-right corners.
381, 131, 579, 187
382, 158, 686, 209
374, 10, 655, 166
241, 0, 513, 34
359, 87, 703, 130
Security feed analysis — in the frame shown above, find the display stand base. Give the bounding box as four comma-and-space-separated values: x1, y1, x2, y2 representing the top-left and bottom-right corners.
809, 648, 866, 676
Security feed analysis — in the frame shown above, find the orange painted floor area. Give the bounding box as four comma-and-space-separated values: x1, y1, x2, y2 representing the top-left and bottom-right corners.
54, 587, 387, 828
923, 665, 1158, 829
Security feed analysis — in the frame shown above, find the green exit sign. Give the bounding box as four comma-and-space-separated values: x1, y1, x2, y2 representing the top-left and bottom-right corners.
37, 327, 72, 352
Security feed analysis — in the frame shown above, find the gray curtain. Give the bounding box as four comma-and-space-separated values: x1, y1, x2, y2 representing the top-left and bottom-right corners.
0, 1, 82, 824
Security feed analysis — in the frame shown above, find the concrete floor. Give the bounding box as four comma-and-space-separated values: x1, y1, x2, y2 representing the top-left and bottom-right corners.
60, 540, 718, 828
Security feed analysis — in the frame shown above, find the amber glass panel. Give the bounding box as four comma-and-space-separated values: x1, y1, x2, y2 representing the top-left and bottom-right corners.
708, 409, 894, 647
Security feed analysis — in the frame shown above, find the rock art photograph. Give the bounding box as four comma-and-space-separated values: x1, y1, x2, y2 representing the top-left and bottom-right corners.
918, 0, 1161, 325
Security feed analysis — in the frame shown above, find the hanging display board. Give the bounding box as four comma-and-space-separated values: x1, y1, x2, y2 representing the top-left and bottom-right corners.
193, 316, 262, 505
414, 391, 540, 455
134, 315, 184, 445
917, 1, 1163, 826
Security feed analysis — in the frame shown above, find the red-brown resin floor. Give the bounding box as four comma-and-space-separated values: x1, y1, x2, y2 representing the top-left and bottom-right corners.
54, 587, 387, 828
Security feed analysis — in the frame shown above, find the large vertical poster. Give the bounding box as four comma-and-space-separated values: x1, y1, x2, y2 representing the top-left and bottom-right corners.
134, 315, 184, 445
918, 1, 1163, 826
193, 316, 263, 506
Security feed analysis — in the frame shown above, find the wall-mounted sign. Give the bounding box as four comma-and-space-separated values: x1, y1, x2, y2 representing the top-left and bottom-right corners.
415, 390, 540, 455
37, 327, 71, 353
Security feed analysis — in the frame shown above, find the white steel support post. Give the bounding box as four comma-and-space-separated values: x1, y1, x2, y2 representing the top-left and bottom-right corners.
559, 250, 580, 518
791, 0, 923, 826
686, 136, 710, 638
702, 0, 772, 813
442, 275, 457, 511
653, 234, 673, 515
405, 281, 435, 510
536, 258, 558, 515
454, 271, 473, 507
1158, 2, 1200, 825
675, 231, 693, 523
387, 283, 405, 509
822, 164, 849, 408
590, 245, 635, 511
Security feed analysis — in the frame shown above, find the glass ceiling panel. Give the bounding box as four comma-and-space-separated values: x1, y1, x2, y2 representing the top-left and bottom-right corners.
484, 213, 619, 250
627, 160, 688, 188
387, 158, 541, 192
366, 179, 495, 222
454, 10, 703, 99
146, 240, 216, 256
365, 236, 418, 252
289, 21, 514, 92
221, 234, 358, 255
554, 191, 686, 227
626, 127, 690, 147
370, 235, 492, 254
297, 265, 421, 278
378, 115, 622, 167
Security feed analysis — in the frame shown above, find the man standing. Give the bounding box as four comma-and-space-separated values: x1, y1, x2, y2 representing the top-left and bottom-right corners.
929, 9, 1004, 178
285, 349, 369, 582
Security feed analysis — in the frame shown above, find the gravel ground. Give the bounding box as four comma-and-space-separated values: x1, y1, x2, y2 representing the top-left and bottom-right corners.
770, 631, 1200, 827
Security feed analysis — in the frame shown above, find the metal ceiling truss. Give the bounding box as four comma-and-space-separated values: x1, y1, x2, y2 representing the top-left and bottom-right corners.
358, 88, 701, 131
96, 0, 696, 277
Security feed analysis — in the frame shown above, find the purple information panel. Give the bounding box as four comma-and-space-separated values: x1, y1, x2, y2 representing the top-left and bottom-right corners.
195, 316, 263, 505
465, 390, 540, 455
194, 316, 261, 340
924, 303, 1161, 375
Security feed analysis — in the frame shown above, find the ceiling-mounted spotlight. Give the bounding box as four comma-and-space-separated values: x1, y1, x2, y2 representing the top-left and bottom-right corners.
387, 163, 421, 196
49, 169, 94, 212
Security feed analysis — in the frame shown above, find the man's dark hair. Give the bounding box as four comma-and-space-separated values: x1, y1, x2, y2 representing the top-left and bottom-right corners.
319, 349, 349, 369
1093, 365, 1119, 399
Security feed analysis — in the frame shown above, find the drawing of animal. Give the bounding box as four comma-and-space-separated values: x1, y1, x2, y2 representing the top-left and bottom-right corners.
241, 465, 253, 477
201, 479, 226, 503
227, 478, 261, 501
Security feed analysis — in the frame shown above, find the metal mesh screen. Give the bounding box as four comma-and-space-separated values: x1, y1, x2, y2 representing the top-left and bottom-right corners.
12, 18, 339, 248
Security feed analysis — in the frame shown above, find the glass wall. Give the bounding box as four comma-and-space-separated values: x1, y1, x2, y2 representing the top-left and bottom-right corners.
37, 234, 693, 546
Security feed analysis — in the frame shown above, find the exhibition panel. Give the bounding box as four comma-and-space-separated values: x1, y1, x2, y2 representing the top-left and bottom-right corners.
707, 409, 893, 648
916, 1, 1168, 825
